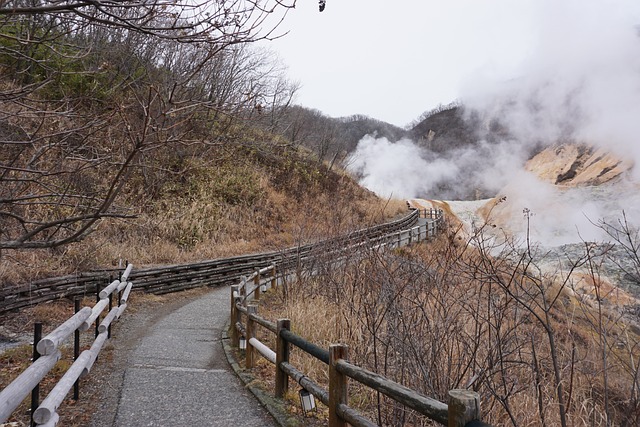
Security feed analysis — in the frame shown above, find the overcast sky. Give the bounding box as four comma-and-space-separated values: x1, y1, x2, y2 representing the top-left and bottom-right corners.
265, 0, 538, 127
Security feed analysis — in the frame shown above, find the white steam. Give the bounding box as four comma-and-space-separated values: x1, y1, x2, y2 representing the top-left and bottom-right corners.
347, 135, 530, 200
492, 174, 640, 246
461, 0, 640, 244
348, 1, 640, 245
464, 0, 640, 175
346, 135, 458, 199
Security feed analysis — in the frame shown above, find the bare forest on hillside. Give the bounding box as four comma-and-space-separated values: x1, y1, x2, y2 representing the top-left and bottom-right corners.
0, 0, 301, 251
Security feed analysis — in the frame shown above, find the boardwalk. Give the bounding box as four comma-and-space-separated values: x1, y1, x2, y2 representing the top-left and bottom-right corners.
95, 286, 276, 426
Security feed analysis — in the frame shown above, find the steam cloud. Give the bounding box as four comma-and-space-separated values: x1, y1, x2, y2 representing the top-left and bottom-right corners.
347, 135, 528, 200
464, 0, 640, 175
348, 1, 640, 244
346, 135, 457, 199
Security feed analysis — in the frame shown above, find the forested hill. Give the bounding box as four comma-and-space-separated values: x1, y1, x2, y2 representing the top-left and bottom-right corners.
270, 106, 407, 165
407, 105, 483, 152
0, 1, 405, 284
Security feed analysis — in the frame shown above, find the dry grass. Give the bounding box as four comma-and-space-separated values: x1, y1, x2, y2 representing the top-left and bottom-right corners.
248, 233, 640, 426
0, 138, 407, 424
1, 140, 392, 284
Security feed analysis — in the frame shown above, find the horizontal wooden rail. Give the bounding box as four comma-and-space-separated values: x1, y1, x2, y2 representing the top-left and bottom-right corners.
280, 329, 330, 364
82, 331, 108, 376
249, 338, 276, 364
1, 209, 427, 315
227, 207, 490, 427
231, 305, 481, 427
32, 351, 91, 424
248, 310, 277, 333
37, 307, 91, 356
99, 280, 120, 299
337, 403, 377, 427
335, 358, 448, 425
0, 351, 61, 422
280, 361, 330, 406
0, 265, 133, 425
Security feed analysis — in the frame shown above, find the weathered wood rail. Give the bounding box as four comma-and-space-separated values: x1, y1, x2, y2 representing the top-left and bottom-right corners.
227, 209, 492, 426
230, 259, 492, 427
1, 207, 444, 425
1, 208, 440, 316
0, 265, 133, 426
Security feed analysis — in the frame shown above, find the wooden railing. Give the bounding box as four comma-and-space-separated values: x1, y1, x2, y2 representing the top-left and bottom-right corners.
229, 265, 491, 427
227, 209, 491, 426
0, 265, 134, 426
0, 208, 446, 425
1, 209, 435, 316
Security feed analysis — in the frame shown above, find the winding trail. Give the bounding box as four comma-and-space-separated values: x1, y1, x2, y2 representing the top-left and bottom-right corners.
82, 212, 435, 426
105, 286, 276, 426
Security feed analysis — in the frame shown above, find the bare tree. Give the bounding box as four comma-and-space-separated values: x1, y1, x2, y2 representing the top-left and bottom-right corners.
276, 209, 640, 426
0, 0, 297, 250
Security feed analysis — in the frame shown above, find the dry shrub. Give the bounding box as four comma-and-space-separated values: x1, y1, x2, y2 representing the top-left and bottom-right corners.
1, 139, 391, 285
257, 228, 640, 427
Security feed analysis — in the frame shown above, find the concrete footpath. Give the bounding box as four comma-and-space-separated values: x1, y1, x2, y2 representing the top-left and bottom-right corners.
109, 286, 277, 426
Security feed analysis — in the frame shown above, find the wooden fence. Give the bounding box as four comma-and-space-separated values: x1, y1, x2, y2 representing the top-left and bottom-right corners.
0, 265, 134, 426
229, 259, 492, 427
0, 207, 445, 425
1, 208, 439, 316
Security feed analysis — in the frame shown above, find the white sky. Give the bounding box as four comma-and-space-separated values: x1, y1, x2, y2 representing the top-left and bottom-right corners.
265, 0, 538, 127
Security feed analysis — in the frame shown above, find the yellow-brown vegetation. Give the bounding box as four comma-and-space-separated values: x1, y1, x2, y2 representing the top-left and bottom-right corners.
254, 225, 640, 426
0, 138, 399, 285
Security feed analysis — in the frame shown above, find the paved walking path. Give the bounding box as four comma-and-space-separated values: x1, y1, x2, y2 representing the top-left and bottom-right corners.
111, 286, 277, 426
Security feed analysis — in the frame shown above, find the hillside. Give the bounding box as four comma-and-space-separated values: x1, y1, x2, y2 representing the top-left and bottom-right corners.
408, 104, 482, 152
0, 1, 412, 286
0, 134, 404, 285
271, 105, 407, 164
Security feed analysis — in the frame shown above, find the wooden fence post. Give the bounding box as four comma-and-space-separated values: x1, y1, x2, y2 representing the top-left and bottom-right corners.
245, 305, 257, 368
230, 285, 240, 347
448, 389, 480, 427
275, 319, 290, 398
30, 322, 42, 427
254, 269, 261, 301
329, 344, 349, 427
271, 263, 277, 290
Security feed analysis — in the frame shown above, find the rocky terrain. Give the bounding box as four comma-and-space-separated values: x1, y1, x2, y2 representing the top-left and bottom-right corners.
411, 141, 640, 325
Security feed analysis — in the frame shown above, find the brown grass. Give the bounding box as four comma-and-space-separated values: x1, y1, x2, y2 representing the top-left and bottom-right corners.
247, 232, 640, 426
1, 140, 393, 284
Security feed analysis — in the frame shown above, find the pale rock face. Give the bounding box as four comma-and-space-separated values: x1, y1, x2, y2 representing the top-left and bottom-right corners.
409, 143, 640, 301
525, 144, 634, 187
410, 143, 639, 246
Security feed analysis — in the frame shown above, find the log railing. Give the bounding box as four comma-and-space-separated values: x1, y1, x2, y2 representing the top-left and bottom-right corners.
0, 265, 134, 426
1, 208, 446, 425
1, 208, 441, 316
230, 279, 491, 427
227, 209, 493, 426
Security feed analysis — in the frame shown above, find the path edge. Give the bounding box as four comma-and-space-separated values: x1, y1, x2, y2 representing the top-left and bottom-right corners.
221, 321, 300, 427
